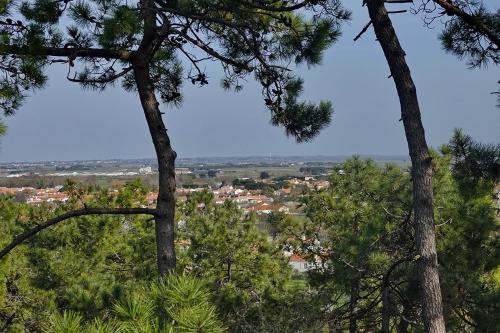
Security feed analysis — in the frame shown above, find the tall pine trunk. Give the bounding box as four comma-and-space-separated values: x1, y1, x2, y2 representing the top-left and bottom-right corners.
365, 1, 446, 332
134, 66, 177, 276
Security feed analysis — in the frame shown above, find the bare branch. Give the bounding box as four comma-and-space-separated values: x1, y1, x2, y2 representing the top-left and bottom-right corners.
354, 21, 373, 41
2, 46, 134, 62
387, 10, 408, 14
67, 66, 133, 84
435, 218, 452, 227
432, 0, 500, 48
172, 28, 253, 71
226, 0, 313, 13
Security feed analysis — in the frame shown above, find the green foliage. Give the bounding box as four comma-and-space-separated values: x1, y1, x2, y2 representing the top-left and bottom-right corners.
1, 134, 497, 332
446, 128, 499, 193
0, 180, 158, 331
20, 0, 61, 24
98, 6, 141, 49
180, 192, 290, 290
45, 311, 84, 333
154, 275, 225, 333
177, 191, 300, 331
269, 78, 333, 142
0, 182, 309, 332
44, 275, 225, 333
0, 0, 9, 14
232, 178, 281, 194
271, 145, 499, 331
282, 18, 345, 65
433, 131, 500, 332
440, 7, 500, 68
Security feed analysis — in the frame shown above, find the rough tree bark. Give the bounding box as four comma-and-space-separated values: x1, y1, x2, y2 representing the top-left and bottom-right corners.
365, 0, 446, 332
126, 0, 178, 277
134, 65, 177, 276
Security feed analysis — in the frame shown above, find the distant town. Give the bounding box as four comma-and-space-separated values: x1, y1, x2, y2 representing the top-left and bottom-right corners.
0, 155, 409, 211
0, 155, 409, 272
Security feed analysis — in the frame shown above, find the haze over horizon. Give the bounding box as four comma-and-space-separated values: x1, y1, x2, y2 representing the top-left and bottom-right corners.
0, 4, 498, 163
0, 154, 413, 164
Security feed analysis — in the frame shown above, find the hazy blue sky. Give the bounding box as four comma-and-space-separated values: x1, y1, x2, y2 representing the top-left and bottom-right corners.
0, 3, 498, 162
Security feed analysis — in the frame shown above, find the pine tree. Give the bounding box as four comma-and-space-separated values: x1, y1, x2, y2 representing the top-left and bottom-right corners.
44, 275, 225, 333
0, 0, 350, 275
177, 191, 294, 331
277, 157, 417, 332
340, 0, 499, 330
282, 150, 499, 331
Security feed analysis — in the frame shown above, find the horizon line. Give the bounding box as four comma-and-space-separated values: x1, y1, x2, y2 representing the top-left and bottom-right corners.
0, 154, 411, 165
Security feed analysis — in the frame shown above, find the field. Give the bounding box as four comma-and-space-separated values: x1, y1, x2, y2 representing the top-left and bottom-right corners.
0, 155, 409, 189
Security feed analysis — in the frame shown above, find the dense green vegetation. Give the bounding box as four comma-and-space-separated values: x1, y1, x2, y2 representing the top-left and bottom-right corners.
0, 132, 498, 332
275, 134, 499, 332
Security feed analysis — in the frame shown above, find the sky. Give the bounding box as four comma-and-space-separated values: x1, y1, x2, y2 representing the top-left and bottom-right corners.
0, 3, 498, 163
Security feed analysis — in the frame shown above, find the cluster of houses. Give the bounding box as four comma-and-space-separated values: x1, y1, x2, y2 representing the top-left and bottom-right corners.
147, 185, 294, 215
172, 177, 330, 216
0, 186, 69, 204
0, 177, 323, 215
0, 176, 331, 273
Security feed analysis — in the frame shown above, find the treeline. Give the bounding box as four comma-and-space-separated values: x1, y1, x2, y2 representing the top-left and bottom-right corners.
0, 131, 498, 332
232, 178, 290, 192
299, 166, 330, 175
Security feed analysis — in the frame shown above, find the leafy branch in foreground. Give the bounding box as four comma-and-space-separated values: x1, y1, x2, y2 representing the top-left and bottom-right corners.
44, 275, 225, 333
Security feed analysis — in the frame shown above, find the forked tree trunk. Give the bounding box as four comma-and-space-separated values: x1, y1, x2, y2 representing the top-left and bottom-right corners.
365, 1, 446, 332
134, 66, 177, 276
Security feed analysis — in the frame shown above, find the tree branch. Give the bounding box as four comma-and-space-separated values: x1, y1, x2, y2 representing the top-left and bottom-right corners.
172, 28, 253, 71
67, 66, 133, 84
354, 21, 372, 41
2, 46, 134, 61
432, 0, 500, 49
238, 0, 312, 12
0, 207, 157, 260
